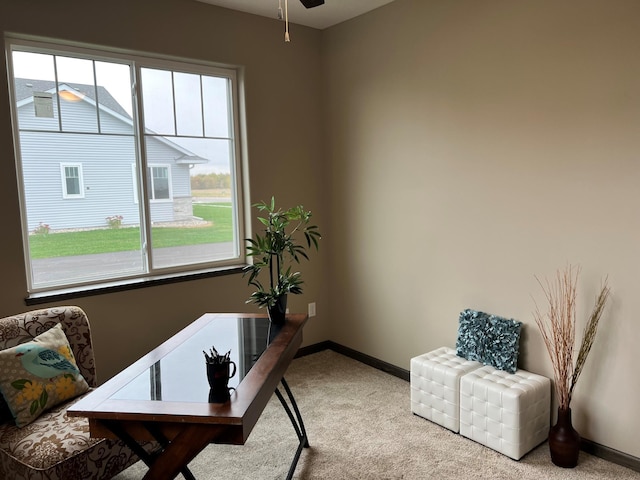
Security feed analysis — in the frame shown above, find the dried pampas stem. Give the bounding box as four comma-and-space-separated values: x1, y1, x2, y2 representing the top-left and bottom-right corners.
570, 278, 611, 397
533, 265, 610, 410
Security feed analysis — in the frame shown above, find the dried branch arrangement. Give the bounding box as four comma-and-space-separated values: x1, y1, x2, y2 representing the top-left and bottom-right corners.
533, 265, 611, 410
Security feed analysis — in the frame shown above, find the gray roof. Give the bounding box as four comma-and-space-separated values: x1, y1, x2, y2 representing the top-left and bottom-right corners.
14, 78, 131, 118
14, 77, 208, 164
175, 154, 208, 165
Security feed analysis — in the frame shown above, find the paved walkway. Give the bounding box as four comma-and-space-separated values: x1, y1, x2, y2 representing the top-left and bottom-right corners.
31, 242, 235, 285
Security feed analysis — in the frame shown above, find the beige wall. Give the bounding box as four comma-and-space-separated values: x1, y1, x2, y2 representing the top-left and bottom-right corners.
323, 0, 640, 458
0, 0, 329, 379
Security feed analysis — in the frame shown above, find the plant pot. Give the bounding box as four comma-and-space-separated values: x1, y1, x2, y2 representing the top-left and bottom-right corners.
268, 294, 288, 325
548, 406, 580, 468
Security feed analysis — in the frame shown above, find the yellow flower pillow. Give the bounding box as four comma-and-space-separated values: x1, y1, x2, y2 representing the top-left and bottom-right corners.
0, 323, 89, 427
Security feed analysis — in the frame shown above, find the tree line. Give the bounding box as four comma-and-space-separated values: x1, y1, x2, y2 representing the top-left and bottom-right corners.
191, 173, 231, 190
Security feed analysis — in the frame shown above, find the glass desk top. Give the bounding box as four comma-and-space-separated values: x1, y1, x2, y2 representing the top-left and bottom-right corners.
110, 315, 272, 403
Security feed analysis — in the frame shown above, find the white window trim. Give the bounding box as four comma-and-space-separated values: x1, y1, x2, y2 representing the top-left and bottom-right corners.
147, 163, 173, 202
60, 163, 85, 199
132, 163, 138, 204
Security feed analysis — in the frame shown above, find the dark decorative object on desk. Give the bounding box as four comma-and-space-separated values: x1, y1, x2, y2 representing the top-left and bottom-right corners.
243, 197, 321, 324
533, 265, 611, 468
204, 347, 237, 403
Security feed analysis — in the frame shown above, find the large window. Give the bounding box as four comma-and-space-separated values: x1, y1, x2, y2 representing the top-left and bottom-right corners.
7, 37, 246, 294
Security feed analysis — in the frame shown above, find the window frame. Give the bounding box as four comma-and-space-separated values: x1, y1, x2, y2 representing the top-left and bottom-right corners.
60, 163, 85, 199
6, 35, 248, 300
147, 164, 173, 202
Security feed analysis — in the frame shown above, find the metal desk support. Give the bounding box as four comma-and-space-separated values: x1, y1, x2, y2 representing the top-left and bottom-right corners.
275, 377, 310, 480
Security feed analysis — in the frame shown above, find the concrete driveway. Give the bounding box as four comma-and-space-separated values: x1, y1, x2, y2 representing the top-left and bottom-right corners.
31, 242, 235, 286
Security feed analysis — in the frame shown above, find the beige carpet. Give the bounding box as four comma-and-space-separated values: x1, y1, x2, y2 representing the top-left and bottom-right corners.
112, 350, 640, 480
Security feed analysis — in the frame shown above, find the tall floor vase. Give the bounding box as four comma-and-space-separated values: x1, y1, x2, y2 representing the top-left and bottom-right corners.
548, 407, 580, 468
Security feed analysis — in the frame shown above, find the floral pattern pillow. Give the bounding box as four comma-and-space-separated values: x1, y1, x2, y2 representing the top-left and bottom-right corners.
0, 323, 89, 427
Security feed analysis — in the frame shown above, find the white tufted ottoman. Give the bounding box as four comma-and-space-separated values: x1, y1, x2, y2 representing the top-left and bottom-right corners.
410, 347, 482, 432
459, 366, 551, 460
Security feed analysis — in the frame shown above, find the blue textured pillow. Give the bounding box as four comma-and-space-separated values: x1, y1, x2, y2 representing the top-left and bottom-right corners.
455, 309, 489, 362
483, 315, 522, 374
455, 309, 522, 374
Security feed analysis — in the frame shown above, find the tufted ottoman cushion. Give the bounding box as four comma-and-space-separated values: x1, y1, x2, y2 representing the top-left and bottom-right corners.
459, 366, 550, 460
411, 347, 482, 432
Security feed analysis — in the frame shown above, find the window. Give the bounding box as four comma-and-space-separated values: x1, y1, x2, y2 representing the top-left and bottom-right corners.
147, 165, 171, 201
7, 37, 246, 294
61, 164, 84, 198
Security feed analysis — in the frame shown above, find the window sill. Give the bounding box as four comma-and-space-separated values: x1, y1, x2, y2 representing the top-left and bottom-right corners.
25, 265, 246, 306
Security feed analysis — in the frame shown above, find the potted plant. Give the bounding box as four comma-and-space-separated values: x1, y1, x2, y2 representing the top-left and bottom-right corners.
532, 264, 611, 468
243, 197, 321, 324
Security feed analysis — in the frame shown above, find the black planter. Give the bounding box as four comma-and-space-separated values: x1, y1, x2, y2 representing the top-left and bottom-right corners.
268, 294, 288, 325
549, 407, 580, 468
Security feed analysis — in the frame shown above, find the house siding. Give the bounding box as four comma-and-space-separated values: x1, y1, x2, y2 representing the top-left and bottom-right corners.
17, 95, 195, 231
145, 137, 192, 198
20, 131, 141, 230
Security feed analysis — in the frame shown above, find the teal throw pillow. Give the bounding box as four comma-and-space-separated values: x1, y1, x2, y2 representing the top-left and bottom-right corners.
455, 308, 522, 374
483, 314, 522, 374
455, 309, 489, 363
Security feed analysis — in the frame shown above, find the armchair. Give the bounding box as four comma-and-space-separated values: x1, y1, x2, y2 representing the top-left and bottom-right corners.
0, 306, 156, 479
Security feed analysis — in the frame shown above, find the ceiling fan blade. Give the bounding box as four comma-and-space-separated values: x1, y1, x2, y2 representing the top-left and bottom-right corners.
300, 0, 324, 8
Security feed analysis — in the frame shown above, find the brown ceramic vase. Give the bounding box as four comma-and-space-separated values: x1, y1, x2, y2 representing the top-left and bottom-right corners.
548, 407, 580, 468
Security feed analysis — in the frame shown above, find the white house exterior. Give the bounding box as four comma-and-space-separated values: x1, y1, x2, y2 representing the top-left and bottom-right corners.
14, 78, 207, 232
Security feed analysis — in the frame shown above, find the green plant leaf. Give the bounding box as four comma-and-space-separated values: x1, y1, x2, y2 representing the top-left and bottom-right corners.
244, 197, 320, 307
11, 379, 31, 390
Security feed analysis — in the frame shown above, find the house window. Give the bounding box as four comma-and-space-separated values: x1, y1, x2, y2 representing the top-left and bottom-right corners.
6, 36, 246, 295
147, 166, 171, 201
61, 164, 84, 198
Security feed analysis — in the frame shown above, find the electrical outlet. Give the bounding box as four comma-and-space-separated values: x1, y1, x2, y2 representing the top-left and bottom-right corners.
308, 302, 316, 317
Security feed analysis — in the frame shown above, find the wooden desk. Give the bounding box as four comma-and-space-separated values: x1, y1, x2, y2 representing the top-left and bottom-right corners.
68, 313, 309, 480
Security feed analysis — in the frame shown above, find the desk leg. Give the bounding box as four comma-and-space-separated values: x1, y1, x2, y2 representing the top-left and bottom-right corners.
142, 423, 224, 480
102, 420, 158, 467
275, 377, 309, 480
102, 420, 222, 480
143, 422, 197, 480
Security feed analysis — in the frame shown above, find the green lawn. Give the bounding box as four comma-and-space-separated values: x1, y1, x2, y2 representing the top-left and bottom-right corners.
29, 203, 234, 259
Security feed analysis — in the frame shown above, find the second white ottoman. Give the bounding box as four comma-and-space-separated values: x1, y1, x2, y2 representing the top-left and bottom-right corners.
459, 366, 551, 460
410, 347, 482, 432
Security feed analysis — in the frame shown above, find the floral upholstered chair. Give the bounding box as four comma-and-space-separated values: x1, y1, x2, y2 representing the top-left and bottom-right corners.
0, 306, 157, 479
